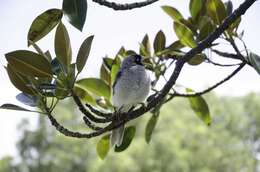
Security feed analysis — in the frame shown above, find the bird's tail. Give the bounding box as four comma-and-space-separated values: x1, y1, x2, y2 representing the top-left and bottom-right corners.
110, 124, 125, 147
110, 105, 132, 147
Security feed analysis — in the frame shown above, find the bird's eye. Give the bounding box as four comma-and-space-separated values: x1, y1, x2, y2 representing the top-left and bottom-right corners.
134, 55, 142, 65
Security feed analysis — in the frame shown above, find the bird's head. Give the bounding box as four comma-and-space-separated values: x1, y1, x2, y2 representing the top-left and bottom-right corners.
121, 55, 144, 69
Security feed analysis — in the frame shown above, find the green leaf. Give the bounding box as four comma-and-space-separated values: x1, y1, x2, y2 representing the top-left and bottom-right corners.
145, 114, 159, 143
153, 30, 166, 54
140, 34, 151, 57
167, 40, 185, 51
76, 35, 94, 73
67, 64, 76, 88
73, 86, 96, 105
174, 22, 197, 48
186, 88, 211, 125
161, 6, 183, 21
206, 0, 227, 25
115, 126, 136, 152
198, 16, 215, 41
103, 57, 114, 70
55, 72, 69, 99
55, 22, 72, 67
75, 78, 111, 99
188, 53, 206, 65
189, 0, 203, 19
28, 9, 63, 46
96, 135, 110, 160
0, 104, 32, 112
247, 52, 260, 75
5, 50, 52, 78
62, 0, 87, 31
6, 65, 35, 95
100, 63, 111, 86
111, 57, 121, 85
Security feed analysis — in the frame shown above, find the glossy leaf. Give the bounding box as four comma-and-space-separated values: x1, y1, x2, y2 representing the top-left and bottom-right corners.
96, 134, 110, 159
16, 93, 38, 107
55, 22, 72, 67
55, 73, 69, 99
75, 78, 111, 99
198, 16, 215, 41
167, 40, 185, 51
6, 65, 35, 95
73, 86, 96, 105
76, 35, 94, 73
111, 57, 121, 85
174, 22, 197, 48
140, 34, 151, 57
115, 126, 136, 152
188, 53, 206, 65
186, 88, 211, 125
100, 63, 111, 86
206, 0, 227, 25
145, 114, 159, 143
67, 64, 76, 88
247, 52, 260, 75
28, 9, 63, 46
0, 104, 32, 112
153, 30, 166, 54
189, 0, 203, 19
161, 6, 183, 21
5, 50, 52, 77
62, 0, 87, 31
103, 57, 114, 70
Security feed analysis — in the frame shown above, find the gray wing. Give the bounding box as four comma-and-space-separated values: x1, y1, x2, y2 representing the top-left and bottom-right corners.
112, 70, 122, 95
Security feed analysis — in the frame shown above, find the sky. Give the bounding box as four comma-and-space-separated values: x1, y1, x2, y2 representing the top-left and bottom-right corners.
0, 0, 260, 158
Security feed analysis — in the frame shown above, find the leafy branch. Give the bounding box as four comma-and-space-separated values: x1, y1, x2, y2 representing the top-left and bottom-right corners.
2, 0, 260, 159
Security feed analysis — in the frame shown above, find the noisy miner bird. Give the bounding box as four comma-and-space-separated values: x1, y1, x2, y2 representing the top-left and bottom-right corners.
111, 54, 151, 147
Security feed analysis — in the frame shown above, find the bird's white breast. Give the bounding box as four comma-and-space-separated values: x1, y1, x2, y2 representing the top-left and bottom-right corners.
112, 65, 150, 108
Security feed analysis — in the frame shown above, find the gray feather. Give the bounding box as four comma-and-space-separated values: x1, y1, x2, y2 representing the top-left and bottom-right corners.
110, 125, 125, 147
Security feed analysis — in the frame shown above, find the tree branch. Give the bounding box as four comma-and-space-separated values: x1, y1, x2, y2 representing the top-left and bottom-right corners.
85, 103, 113, 118
47, 0, 257, 139
206, 57, 242, 67
92, 0, 159, 10
212, 49, 241, 60
169, 62, 246, 99
71, 92, 113, 123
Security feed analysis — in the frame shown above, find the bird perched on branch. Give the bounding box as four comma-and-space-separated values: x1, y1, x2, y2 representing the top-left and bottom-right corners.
111, 54, 151, 147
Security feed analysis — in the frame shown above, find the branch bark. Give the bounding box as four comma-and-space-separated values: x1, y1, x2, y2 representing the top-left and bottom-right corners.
92, 0, 159, 10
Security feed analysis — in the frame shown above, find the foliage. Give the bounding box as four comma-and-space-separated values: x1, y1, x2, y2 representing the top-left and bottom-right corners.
1, 93, 260, 171
1, 0, 260, 156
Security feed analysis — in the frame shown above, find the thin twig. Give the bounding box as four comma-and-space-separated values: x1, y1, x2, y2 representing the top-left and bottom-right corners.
206, 58, 242, 67
85, 103, 113, 118
72, 93, 113, 123
92, 0, 159, 10
212, 49, 241, 60
166, 62, 246, 102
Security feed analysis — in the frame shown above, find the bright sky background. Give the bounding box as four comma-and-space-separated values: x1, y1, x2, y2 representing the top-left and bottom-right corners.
0, 0, 260, 159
